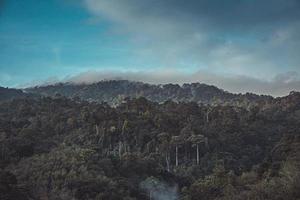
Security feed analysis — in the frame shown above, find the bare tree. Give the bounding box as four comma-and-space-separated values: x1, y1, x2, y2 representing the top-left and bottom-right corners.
188, 134, 206, 165
171, 136, 185, 167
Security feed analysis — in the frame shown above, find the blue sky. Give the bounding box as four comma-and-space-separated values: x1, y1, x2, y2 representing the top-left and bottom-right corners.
0, 0, 151, 86
0, 0, 299, 95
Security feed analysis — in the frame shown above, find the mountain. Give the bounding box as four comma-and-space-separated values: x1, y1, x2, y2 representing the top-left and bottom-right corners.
0, 89, 299, 200
1, 82, 299, 199
26, 80, 273, 107
0, 86, 33, 101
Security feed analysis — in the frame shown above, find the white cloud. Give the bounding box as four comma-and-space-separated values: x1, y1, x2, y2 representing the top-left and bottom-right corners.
83, 0, 300, 78
64, 69, 300, 97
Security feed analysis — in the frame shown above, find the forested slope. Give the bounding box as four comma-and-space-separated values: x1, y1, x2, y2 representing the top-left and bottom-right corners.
0, 90, 299, 199
26, 80, 272, 107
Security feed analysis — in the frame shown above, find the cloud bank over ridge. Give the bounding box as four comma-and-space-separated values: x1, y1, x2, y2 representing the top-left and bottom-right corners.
64, 70, 300, 97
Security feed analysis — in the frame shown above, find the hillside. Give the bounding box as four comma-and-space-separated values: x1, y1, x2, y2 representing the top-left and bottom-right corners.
0, 87, 32, 102
26, 80, 273, 107
0, 89, 299, 200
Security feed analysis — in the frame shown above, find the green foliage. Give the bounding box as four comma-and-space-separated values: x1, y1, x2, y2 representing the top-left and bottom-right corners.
0, 90, 299, 199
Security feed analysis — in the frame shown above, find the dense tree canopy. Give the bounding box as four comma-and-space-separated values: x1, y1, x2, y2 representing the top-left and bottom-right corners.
0, 84, 299, 199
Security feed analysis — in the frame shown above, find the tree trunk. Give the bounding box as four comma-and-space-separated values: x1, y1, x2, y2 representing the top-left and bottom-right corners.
206, 111, 209, 123
166, 152, 170, 172
196, 144, 199, 165
175, 145, 178, 166
124, 141, 127, 153
119, 141, 123, 157
95, 124, 99, 135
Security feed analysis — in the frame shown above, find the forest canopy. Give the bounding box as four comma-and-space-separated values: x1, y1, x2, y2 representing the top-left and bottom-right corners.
0, 82, 300, 200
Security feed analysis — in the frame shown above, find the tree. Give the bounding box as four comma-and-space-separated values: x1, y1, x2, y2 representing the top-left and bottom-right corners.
188, 134, 206, 165
171, 135, 185, 167
158, 132, 171, 171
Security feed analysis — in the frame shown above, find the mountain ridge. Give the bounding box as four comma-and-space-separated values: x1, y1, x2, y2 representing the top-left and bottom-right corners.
25, 80, 274, 107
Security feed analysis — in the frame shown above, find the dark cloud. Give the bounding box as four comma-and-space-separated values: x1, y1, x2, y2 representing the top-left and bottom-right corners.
80, 0, 300, 95
83, 0, 300, 39
83, 0, 300, 79
85, 0, 300, 27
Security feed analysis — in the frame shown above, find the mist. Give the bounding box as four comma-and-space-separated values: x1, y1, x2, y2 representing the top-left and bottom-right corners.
140, 177, 178, 200
59, 70, 300, 97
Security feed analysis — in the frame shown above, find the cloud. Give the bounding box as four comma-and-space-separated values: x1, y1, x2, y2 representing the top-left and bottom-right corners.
65, 69, 300, 97
83, 0, 300, 78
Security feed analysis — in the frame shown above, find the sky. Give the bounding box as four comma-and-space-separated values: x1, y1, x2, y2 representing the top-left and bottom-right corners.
0, 0, 300, 96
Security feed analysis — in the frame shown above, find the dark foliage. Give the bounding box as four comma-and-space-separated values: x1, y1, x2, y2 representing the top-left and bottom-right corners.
26, 80, 272, 107
0, 83, 299, 199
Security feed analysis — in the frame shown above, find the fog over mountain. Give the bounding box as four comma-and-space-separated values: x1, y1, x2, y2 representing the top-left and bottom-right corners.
65, 70, 300, 97
25, 79, 274, 108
